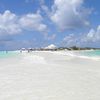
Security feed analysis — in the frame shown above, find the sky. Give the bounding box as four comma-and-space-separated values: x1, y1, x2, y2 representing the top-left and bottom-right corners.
0, 0, 100, 50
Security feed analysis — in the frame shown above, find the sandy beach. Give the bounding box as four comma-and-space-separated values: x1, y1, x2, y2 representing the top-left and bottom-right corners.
0, 51, 100, 100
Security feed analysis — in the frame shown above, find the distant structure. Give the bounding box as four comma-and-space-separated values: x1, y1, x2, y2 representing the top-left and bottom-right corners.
20, 48, 26, 53
44, 44, 57, 51
27, 48, 33, 53
19, 45, 99, 52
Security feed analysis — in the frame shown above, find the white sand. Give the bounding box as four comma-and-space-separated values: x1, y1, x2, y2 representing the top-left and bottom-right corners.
0, 51, 100, 100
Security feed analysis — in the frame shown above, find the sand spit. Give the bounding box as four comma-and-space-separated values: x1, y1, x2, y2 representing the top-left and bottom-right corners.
0, 51, 100, 100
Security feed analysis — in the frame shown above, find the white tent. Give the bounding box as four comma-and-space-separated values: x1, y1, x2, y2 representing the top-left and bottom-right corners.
45, 44, 57, 49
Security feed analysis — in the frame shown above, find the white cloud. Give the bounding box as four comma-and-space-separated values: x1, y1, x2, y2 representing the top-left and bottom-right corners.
62, 25, 100, 47
0, 10, 21, 35
19, 12, 47, 32
83, 25, 100, 42
50, 0, 91, 30
0, 10, 47, 35
63, 34, 78, 46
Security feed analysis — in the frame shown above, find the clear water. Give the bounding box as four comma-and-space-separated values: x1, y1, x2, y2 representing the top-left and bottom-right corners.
0, 51, 19, 58
78, 50, 100, 57
0, 50, 100, 59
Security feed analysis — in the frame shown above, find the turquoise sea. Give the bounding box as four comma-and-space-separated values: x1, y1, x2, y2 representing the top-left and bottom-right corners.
0, 50, 100, 59
79, 50, 100, 57
0, 51, 19, 58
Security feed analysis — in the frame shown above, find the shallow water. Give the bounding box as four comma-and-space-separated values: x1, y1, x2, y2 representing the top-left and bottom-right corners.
0, 51, 19, 58
81, 50, 100, 57
0, 50, 100, 60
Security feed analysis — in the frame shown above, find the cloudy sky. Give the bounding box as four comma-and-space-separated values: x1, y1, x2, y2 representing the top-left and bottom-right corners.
0, 0, 100, 50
